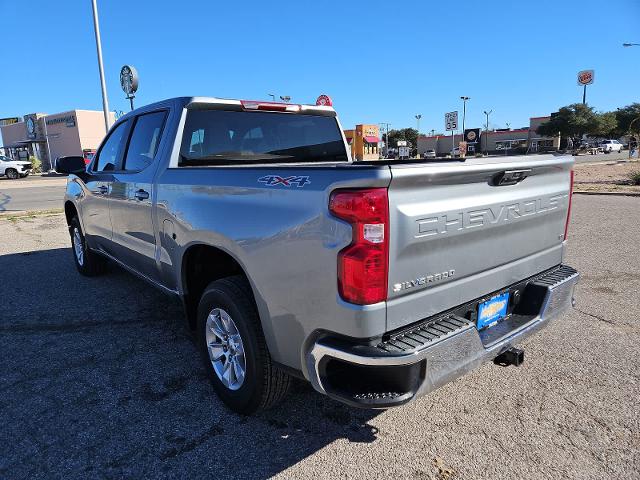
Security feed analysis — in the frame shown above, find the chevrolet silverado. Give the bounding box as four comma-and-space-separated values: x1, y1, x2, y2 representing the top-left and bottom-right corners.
58, 96, 579, 414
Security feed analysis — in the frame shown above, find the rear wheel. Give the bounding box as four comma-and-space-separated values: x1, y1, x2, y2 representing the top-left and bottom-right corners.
197, 275, 291, 414
5, 168, 18, 179
69, 216, 107, 276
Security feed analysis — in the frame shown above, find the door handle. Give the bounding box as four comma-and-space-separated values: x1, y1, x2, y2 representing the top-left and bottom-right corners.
134, 189, 150, 200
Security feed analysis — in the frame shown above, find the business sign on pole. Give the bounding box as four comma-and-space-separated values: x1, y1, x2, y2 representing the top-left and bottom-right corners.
577, 70, 594, 86
464, 128, 481, 143
397, 140, 407, 147
120, 65, 139, 96
445, 111, 458, 131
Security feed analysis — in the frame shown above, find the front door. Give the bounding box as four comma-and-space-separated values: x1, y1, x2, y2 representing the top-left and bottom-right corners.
81, 119, 130, 254
108, 111, 168, 282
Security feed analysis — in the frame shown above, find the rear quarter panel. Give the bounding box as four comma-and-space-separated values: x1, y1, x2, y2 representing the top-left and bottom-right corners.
155, 165, 391, 371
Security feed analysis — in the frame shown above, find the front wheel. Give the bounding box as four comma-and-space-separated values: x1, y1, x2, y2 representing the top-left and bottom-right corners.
69, 216, 107, 276
197, 276, 291, 414
5, 168, 18, 179
19, 173, 29, 178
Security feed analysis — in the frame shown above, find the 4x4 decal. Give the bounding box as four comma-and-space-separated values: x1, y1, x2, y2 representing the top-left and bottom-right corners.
258, 175, 310, 188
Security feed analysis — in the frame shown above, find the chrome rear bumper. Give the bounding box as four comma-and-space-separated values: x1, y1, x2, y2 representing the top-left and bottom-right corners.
305, 265, 579, 408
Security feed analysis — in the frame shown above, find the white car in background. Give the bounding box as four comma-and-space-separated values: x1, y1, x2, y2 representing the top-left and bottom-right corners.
423, 149, 436, 159
600, 140, 623, 153
0, 155, 32, 179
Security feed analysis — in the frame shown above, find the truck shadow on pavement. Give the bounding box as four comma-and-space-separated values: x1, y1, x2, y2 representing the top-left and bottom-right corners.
0, 247, 381, 479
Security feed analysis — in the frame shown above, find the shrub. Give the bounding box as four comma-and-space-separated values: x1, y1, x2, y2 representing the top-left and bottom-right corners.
628, 171, 640, 186
29, 156, 42, 173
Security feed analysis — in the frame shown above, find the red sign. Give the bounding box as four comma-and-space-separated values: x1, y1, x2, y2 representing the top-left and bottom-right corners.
577, 70, 594, 86
315, 94, 333, 106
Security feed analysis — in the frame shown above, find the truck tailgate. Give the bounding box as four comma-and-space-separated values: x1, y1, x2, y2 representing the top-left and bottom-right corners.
386, 155, 573, 331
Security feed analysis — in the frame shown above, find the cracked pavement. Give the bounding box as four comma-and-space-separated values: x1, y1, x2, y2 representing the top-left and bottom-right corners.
1, 195, 639, 479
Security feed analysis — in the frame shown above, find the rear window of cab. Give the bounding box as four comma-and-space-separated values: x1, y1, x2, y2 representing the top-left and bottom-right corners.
179, 110, 348, 165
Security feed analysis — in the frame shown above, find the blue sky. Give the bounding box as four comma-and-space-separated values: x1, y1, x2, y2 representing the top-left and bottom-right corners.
0, 0, 638, 143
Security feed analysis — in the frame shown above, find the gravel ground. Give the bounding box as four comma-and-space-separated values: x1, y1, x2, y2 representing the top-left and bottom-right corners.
1, 196, 639, 480
574, 161, 640, 194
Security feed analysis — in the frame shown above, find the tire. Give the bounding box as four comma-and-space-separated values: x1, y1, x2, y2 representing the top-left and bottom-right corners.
5, 168, 18, 179
20, 173, 29, 178
197, 275, 291, 414
69, 216, 107, 276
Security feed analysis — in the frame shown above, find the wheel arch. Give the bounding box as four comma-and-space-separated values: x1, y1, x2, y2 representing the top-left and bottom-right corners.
64, 201, 78, 227
180, 243, 268, 337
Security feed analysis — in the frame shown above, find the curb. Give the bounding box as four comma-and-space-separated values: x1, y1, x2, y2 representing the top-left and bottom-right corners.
573, 190, 640, 197
0, 209, 64, 219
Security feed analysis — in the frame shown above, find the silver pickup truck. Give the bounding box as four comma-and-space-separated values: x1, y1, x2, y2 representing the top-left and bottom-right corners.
58, 96, 579, 414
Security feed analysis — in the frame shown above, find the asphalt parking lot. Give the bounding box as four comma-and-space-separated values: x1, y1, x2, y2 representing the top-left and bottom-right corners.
1, 195, 639, 480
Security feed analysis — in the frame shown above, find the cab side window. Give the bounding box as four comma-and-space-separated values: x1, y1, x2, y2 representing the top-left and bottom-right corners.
123, 111, 167, 171
95, 120, 129, 172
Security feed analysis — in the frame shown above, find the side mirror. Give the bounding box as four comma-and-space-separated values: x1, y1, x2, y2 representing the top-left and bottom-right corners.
56, 156, 86, 174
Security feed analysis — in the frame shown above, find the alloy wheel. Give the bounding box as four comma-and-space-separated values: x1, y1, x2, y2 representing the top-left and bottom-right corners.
205, 308, 246, 390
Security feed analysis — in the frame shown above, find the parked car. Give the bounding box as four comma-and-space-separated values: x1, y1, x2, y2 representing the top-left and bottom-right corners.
83, 149, 96, 165
450, 147, 461, 157
59, 96, 579, 414
0, 155, 31, 179
423, 149, 436, 159
600, 140, 623, 153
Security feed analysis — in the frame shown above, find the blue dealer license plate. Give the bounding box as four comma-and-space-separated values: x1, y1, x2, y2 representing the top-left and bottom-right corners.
477, 292, 510, 330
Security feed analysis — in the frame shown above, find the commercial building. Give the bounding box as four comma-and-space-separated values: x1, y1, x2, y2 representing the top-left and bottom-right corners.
417, 116, 560, 157
0, 110, 115, 170
343, 124, 380, 160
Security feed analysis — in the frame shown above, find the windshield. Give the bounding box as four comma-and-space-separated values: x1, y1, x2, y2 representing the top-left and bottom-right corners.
179, 110, 348, 165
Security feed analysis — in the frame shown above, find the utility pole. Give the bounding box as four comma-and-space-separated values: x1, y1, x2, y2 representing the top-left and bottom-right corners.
483, 110, 492, 156
628, 117, 640, 159
91, 0, 111, 131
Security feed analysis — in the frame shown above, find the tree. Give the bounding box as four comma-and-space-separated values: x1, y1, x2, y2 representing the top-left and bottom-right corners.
383, 128, 419, 149
592, 111, 618, 138
614, 103, 640, 137
536, 104, 600, 140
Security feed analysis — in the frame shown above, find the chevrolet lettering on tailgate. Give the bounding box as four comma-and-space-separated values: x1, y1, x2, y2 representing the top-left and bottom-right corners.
416, 195, 566, 238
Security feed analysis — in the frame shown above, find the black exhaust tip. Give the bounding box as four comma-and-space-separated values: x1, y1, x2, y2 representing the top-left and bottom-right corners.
493, 347, 525, 367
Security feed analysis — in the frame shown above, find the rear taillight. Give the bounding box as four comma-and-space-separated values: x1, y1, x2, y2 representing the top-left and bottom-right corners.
564, 170, 574, 240
329, 188, 389, 305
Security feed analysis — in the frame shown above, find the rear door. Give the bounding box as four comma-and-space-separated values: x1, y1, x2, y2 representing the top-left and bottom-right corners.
81, 119, 130, 253
108, 110, 168, 281
385, 155, 573, 330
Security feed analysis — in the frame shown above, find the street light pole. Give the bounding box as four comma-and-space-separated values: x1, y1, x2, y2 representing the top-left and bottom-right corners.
90, 0, 111, 132
379, 122, 391, 156
505, 122, 511, 156
415, 114, 422, 133
460, 96, 470, 135
483, 109, 492, 156
623, 43, 640, 47
268, 93, 275, 101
